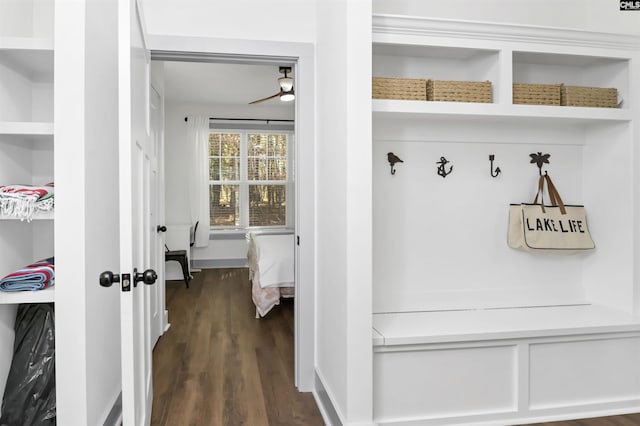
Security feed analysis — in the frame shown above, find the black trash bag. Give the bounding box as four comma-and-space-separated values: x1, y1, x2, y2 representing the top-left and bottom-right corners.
0, 303, 56, 426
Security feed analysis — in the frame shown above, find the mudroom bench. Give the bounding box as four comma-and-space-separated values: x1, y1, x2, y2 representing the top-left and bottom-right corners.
372, 305, 640, 425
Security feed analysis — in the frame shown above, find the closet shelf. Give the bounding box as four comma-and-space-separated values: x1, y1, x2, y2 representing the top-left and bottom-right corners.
0, 37, 54, 78
0, 211, 54, 221
0, 286, 54, 305
372, 99, 632, 124
0, 121, 54, 136
0, 37, 53, 50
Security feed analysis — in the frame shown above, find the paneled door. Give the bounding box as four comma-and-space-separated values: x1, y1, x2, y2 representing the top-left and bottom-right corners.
118, 0, 155, 424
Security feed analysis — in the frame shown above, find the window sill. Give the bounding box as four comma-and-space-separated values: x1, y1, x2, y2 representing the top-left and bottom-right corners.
209, 228, 294, 240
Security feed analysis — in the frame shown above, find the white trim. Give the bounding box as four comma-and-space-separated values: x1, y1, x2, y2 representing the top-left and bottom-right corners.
145, 35, 315, 391
208, 129, 293, 229
373, 14, 640, 50
100, 392, 122, 426
313, 369, 378, 426
314, 368, 347, 426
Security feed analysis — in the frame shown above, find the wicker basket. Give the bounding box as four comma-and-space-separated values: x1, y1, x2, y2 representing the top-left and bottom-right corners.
513, 83, 562, 106
560, 85, 618, 108
427, 80, 492, 103
372, 77, 427, 101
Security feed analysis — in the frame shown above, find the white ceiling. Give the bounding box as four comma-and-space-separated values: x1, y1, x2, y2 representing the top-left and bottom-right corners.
161, 61, 295, 107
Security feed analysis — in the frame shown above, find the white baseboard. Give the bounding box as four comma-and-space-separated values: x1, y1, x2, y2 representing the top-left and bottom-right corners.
314, 369, 344, 426
102, 392, 122, 426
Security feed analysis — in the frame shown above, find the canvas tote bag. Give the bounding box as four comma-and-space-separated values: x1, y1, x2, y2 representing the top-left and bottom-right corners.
508, 173, 595, 255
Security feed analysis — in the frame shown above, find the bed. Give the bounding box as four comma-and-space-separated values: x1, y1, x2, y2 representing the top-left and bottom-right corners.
246, 232, 295, 317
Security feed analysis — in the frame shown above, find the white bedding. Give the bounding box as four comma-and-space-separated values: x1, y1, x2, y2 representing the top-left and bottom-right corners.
247, 233, 294, 288
247, 232, 295, 317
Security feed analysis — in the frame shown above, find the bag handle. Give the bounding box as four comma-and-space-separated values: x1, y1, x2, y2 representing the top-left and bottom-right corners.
532, 172, 567, 215
544, 173, 566, 214
533, 174, 545, 207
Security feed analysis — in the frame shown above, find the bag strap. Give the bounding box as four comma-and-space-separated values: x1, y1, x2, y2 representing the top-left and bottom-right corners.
531, 172, 567, 215
533, 175, 547, 213
544, 173, 567, 215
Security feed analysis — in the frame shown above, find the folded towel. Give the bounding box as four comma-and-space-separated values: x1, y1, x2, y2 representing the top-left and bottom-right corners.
0, 183, 54, 222
0, 257, 55, 292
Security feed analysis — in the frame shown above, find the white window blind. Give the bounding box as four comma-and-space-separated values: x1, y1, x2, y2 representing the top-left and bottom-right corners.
208, 130, 292, 229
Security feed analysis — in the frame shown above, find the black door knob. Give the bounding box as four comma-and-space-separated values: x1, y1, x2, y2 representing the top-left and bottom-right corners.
134, 269, 157, 286
99, 271, 120, 287
157, 225, 167, 233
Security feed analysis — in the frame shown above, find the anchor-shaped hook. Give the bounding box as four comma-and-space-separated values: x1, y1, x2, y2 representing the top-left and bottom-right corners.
436, 156, 453, 178
387, 152, 403, 175
489, 154, 501, 178
529, 152, 551, 176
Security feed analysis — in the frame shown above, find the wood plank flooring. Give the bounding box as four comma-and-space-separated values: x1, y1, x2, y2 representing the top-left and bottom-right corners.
151, 268, 640, 425
151, 268, 323, 426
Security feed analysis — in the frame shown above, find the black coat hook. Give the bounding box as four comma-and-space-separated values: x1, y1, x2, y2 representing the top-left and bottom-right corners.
489, 154, 501, 178
529, 152, 551, 176
436, 156, 453, 178
387, 152, 403, 175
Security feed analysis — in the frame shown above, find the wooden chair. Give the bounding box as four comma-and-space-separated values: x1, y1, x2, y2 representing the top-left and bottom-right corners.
164, 222, 198, 288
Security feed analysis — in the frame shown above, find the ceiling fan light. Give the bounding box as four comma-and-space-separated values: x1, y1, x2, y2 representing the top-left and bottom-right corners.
280, 90, 295, 102
279, 77, 294, 92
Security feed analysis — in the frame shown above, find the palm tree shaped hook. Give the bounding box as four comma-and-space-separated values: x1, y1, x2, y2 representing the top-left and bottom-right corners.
529, 152, 551, 176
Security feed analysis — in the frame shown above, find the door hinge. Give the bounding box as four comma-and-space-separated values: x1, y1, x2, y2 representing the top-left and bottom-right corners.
297, 235, 300, 246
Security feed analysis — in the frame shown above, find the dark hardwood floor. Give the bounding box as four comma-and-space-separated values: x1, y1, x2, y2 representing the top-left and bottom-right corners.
151, 268, 323, 426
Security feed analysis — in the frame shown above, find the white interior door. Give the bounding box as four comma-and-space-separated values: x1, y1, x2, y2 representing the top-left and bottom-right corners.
118, 0, 155, 425
149, 85, 165, 347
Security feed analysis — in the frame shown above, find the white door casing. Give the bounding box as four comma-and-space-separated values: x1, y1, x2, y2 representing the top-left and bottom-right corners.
118, 0, 154, 424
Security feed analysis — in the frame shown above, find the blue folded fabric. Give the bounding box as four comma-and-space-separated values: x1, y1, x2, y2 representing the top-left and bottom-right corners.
0, 257, 55, 292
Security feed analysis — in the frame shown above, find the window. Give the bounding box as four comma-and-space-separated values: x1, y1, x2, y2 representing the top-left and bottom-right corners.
209, 130, 293, 229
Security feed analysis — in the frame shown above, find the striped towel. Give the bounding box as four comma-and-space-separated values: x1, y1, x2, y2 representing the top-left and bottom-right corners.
0, 257, 55, 292
0, 183, 54, 222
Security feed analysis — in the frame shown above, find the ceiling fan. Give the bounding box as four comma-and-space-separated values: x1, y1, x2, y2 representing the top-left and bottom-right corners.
249, 66, 295, 104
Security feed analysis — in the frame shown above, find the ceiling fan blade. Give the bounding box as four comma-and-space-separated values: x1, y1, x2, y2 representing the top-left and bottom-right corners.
249, 92, 281, 105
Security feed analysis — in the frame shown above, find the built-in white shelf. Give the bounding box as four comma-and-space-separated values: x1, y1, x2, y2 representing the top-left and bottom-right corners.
372, 328, 384, 346
0, 121, 54, 136
0, 36, 53, 50
0, 286, 54, 305
372, 99, 632, 124
0, 211, 54, 221
0, 37, 54, 80
373, 304, 640, 347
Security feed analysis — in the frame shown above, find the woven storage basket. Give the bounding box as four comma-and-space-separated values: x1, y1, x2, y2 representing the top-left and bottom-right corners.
372, 77, 427, 101
513, 83, 561, 106
560, 85, 618, 108
427, 80, 492, 103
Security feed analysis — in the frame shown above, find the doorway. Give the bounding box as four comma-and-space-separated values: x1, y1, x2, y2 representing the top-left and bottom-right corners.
148, 46, 315, 397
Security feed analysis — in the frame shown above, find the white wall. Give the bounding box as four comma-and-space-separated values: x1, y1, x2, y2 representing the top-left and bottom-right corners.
164, 99, 294, 265
140, 1, 638, 425
373, 0, 640, 35
140, 0, 318, 393
164, 100, 293, 223
316, 0, 373, 424
83, 1, 122, 423
55, 0, 122, 424
140, 0, 317, 43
